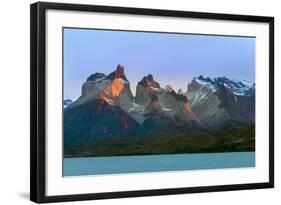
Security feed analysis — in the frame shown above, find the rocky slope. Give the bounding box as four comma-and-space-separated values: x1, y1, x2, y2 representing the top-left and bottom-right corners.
64, 99, 140, 146
186, 75, 255, 126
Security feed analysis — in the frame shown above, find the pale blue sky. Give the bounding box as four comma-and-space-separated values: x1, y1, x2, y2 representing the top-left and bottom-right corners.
64, 28, 255, 100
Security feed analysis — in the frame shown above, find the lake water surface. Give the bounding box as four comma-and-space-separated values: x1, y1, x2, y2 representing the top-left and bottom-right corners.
64, 152, 255, 176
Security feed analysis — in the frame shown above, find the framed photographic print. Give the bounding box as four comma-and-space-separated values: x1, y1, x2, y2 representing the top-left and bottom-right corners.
30, 2, 274, 203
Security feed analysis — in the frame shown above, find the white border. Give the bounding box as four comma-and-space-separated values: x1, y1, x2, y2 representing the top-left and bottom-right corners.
46, 9, 269, 196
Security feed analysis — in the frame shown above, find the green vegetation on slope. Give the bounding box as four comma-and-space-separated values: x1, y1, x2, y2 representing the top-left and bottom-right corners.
64, 123, 255, 158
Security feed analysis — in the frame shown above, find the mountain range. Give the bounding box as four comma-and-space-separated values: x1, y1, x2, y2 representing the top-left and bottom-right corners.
64, 64, 255, 147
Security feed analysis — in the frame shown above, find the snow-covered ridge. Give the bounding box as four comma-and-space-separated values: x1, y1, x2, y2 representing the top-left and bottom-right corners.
193, 75, 255, 96
194, 76, 218, 92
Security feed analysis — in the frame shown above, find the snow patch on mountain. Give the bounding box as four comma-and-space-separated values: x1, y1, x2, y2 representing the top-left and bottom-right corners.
64, 99, 73, 108
193, 75, 254, 96
194, 77, 218, 92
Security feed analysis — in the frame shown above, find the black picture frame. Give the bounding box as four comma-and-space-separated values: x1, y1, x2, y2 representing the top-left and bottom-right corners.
30, 1, 274, 203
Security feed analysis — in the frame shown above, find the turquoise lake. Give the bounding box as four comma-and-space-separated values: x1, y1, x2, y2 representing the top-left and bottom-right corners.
64, 152, 255, 176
